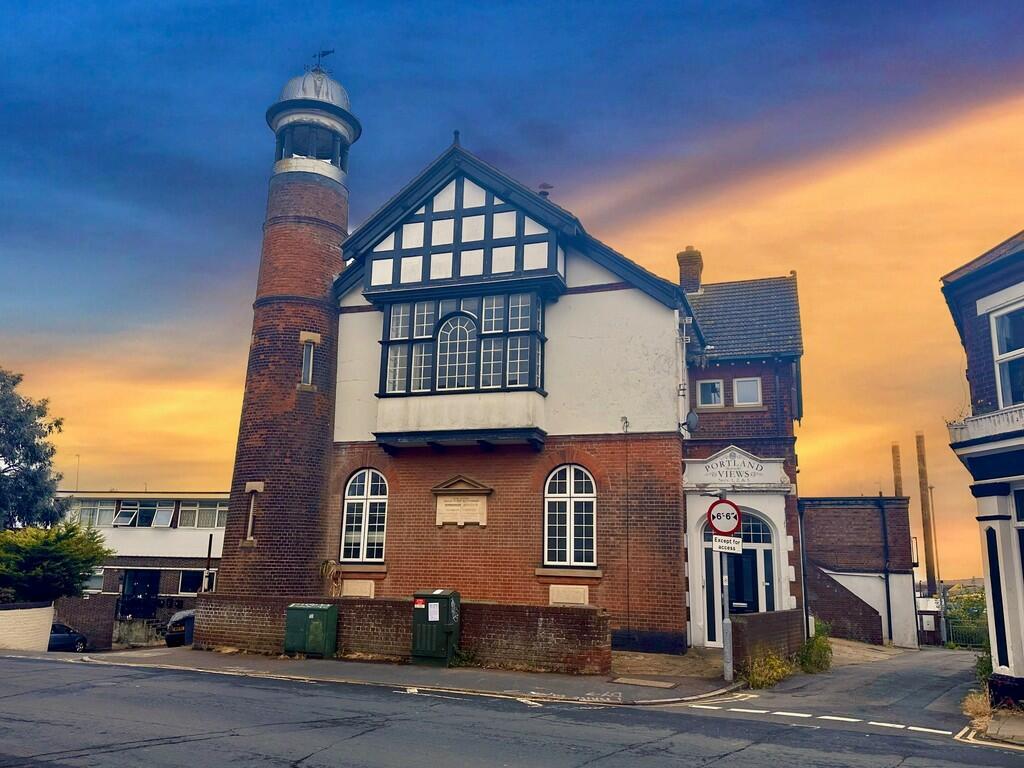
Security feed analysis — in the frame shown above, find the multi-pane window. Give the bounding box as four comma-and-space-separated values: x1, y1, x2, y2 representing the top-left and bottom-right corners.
179, 501, 229, 528
544, 465, 596, 567
387, 345, 408, 393
436, 316, 478, 390
76, 500, 115, 527
113, 500, 174, 528
381, 293, 543, 395
341, 469, 388, 562
993, 303, 1024, 407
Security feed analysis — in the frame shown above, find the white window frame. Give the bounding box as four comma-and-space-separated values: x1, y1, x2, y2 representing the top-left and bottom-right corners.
543, 464, 597, 567
991, 299, 1024, 409
178, 569, 206, 595
76, 500, 115, 528
83, 567, 104, 594
733, 377, 763, 407
178, 501, 229, 529
341, 469, 388, 563
697, 379, 724, 408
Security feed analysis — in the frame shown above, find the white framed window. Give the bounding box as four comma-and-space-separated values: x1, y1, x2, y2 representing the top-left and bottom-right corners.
389, 304, 410, 340
84, 567, 104, 593
697, 380, 723, 407
341, 469, 388, 562
386, 345, 408, 393
411, 343, 433, 392
734, 377, 763, 406
507, 336, 530, 387
992, 301, 1024, 408
179, 501, 228, 528
77, 500, 115, 528
481, 337, 503, 388
113, 500, 174, 528
179, 570, 205, 595
544, 465, 596, 567
482, 296, 505, 333
436, 316, 478, 390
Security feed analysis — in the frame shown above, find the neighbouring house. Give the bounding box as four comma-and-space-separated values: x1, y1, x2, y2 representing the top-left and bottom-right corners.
55, 490, 227, 648
942, 230, 1024, 706
800, 496, 919, 648
195, 65, 809, 657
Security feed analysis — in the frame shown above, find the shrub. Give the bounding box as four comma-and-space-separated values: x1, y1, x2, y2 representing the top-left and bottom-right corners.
798, 620, 833, 673
0, 522, 111, 603
741, 648, 793, 689
975, 649, 993, 687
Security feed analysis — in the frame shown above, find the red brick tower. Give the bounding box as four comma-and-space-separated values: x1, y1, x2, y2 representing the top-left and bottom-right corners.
215, 68, 361, 602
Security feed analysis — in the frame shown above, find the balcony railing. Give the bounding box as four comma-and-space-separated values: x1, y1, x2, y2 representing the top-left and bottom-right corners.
948, 403, 1024, 445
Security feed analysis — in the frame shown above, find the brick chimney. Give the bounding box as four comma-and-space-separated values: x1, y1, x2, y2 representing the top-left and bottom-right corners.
677, 246, 703, 293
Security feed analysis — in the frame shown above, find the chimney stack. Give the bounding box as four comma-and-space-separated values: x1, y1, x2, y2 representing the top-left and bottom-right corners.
677, 246, 703, 293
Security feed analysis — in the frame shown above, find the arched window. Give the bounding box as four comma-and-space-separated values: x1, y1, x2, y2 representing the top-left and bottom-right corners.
544, 465, 596, 566
341, 469, 388, 562
436, 315, 478, 390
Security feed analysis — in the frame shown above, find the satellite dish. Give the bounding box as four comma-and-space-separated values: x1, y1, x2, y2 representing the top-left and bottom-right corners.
685, 409, 699, 434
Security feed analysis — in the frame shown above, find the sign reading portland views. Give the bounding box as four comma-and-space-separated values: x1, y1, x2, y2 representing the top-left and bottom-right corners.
683, 446, 792, 491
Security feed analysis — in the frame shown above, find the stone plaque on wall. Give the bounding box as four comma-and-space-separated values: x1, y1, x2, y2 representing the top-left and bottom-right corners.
432, 475, 492, 528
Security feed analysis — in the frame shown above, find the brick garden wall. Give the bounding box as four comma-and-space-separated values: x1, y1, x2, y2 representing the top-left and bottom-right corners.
730, 608, 805, 666
195, 594, 611, 674
805, 565, 882, 644
55, 594, 119, 651
800, 497, 913, 574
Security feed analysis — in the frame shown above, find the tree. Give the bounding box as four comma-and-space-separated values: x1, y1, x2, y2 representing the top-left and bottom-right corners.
0, 368, 69, 529
0, 522, 111, 603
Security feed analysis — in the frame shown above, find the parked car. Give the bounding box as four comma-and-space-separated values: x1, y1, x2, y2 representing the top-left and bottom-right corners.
48, 623, 87, 653
165, 609, 195, 647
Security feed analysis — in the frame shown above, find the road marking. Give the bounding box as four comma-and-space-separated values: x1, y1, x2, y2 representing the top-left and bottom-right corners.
516, 698, 543, 707
954, 726, 1024, 752
907, 726, 953, 735
773, 711, 813, 718
406, 687, 418, 694
729, 708, 769, 714
817, 715, 862, 723
868, 721, 906, 729
689, 704, 722, 710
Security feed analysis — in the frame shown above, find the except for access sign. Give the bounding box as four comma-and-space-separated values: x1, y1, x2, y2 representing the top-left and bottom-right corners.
707, 498, 742, 535
712, 534, 742, 554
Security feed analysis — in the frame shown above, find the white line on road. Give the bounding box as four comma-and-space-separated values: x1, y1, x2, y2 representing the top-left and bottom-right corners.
868, 721, 906, 729
772, 711, 814, 718
728, 708, 769, 714
516, 698, 543, 708
907, 726, 953, 735
817, 716, 862, 723
688, 704, 722, 710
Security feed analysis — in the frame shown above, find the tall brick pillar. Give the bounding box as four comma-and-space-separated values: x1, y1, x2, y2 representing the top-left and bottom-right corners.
211, 68, 361, 617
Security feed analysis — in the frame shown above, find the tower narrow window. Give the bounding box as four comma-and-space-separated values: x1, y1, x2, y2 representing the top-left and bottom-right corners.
301, 341, 315, 385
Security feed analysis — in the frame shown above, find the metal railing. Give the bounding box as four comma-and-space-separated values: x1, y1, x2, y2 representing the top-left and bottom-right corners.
944, 619, 989, 650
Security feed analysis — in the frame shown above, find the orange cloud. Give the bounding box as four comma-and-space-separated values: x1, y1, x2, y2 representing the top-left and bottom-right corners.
575, 94, 1024, 579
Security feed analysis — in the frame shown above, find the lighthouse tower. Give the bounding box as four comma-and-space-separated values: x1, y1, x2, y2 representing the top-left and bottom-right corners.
208, 66, 360, 630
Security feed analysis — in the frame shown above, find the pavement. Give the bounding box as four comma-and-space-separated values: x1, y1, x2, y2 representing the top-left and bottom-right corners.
989, 710, 1024, 746
27, 646, 735, 705
0, 654, 1020, 767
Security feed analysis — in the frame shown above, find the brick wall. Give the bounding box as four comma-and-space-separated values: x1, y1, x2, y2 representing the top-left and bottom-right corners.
690, 360, 799, 440
55, 594, 118, 650
325, 433, 685, 645
730, 608, 805, 666
195, 593, 611, 674
805, 565, 882, 644
943, 255, 1024, 416
800, 497, 913, 573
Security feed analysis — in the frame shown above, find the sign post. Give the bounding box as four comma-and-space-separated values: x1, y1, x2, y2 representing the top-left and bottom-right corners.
707, 499, 742, 683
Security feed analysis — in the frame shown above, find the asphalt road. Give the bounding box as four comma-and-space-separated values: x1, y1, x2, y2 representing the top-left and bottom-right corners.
0, 655, 1017, 767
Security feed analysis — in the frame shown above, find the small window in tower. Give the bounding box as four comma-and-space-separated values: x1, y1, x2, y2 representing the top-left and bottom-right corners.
301, 342, 315, 385
283, 124, 340, 167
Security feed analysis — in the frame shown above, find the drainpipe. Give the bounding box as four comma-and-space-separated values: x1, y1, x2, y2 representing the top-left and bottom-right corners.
877, 496, 894, 644
798, 503, 810, 640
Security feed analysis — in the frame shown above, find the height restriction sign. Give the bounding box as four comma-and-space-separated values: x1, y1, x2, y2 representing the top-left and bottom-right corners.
707, 499, 741, 536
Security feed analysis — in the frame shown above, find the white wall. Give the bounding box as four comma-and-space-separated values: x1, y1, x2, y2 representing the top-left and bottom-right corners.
0, 605, 53, 651
98, 527, 224, 559
825, 569, 918, 648
335, 289, 382, 442
545, 251, 680, 435
377, 391, 545, 434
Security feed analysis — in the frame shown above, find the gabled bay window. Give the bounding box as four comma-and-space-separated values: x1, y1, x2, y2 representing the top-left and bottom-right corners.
381, 292, 544, 396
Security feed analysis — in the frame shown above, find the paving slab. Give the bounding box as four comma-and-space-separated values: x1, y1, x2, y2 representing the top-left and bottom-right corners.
989, 710, 1024, 746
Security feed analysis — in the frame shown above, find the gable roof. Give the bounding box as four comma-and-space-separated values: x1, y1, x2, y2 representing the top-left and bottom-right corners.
942, 229, 1024, 286
688, 273, 802, 360
334, 143, 694, 313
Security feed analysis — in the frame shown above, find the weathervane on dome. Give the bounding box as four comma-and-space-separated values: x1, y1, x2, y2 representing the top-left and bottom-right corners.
310, 48, 335, 73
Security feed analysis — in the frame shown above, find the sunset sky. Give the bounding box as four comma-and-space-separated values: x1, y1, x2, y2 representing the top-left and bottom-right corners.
4, 2, 1024, 579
